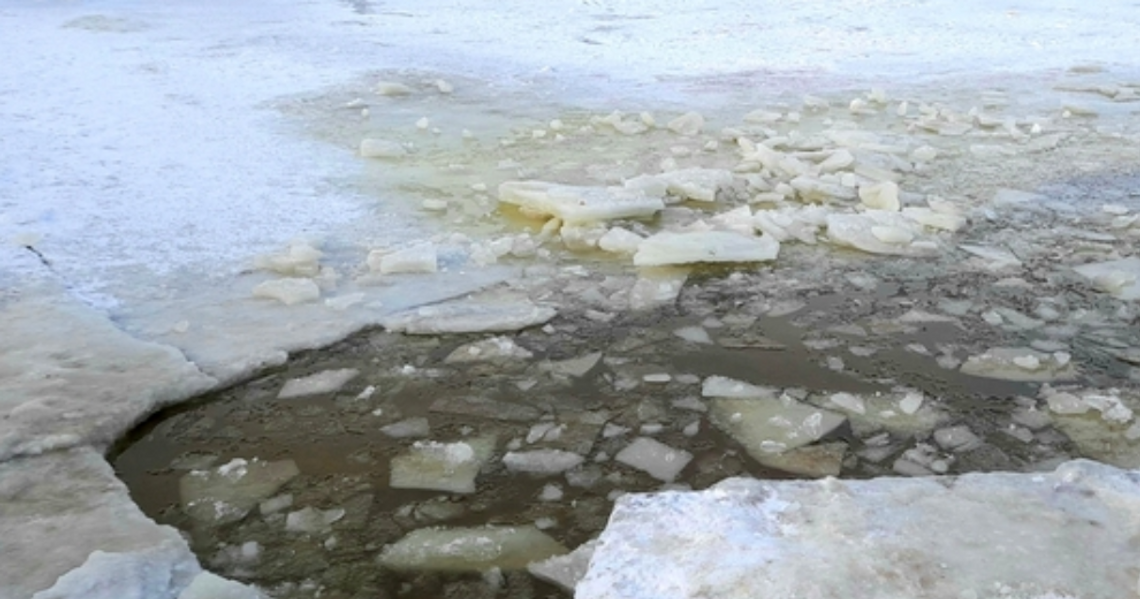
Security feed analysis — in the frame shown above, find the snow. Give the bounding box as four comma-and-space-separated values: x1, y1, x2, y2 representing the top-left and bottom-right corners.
577, 461, 1140, 599
5, 0, 1140, 595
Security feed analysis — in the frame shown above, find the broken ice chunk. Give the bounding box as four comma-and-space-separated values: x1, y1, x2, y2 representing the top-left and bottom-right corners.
178, 572, 262, 599
252, 278, 320, 305
959, 244, 1022, 270
254, 241, 323, 277
381, 301, 556, 334
859, 181, 901, 211
597, 227, 644, 254
654, 168, 735, 203
444, 336, 534, 364
381, 417, 431, 439
633, 231, 779, 266
498, 181, 664, 224
1073, 257, 1140, 300
179, 458, 300, 525
285, 506, 345, 534
502, 449, 585, 475
702, 376, 777, 399
826, 212, 932, 256
527, 539, 598, 593
667, 111, 704, 136
368, 244, 438, 274
390, 438, 494, 494
360, 138, 407, 159
673, 326, 713, 345
614, 437, 693, 482
709, 396, 846, 461
278, 369, 359, 399
375, 81, 413, 96
379, 525, 566, 571
757, 442, 847, 477
960, 347, 1077, 382
628, 272, 687, 310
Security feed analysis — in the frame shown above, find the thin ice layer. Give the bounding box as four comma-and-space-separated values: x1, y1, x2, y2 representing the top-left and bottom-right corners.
578, 460, 1140, 599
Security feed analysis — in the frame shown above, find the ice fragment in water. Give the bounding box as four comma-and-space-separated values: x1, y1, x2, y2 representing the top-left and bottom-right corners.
709, 397, 846, 462
375, 81, 413, 96
390, 438, 494, 494
597, 227, 644, 254
1072, 257, 1140, 300
828, 392, 866, 414
285, 506, 345, 534
178, 572, 262, 599
379, 525, 566, 571
278, 369, 359, 399
614, 437, 693, 482
381, 417, 431, 439
961, 347, 1076, 382
673, 326, 713, 345
254, 241, 323, 277
701, 376, 776, 399
528, 539, 599, 592
859, 181, 901, 211
179, 458, 300, 525
826, 213, 932, 256
633, 231, 779, 266
654, 168, 735, 202
252, 278, 320, 305
444, 336, 534, 364
502, 450, 585, 475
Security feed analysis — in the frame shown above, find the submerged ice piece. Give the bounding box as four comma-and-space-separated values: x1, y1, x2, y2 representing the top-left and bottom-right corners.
179, 458, 300, 525
498, 181, 664, 224
709, 396, 846, 462
389, 437, 495, 494
960, 347, 1077, 382
378, 525, 567, 571
577, 460, 1140, 599
633, 231, 780, 266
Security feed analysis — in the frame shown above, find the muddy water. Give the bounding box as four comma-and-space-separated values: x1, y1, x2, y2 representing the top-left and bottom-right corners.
111, 289, 1074, 599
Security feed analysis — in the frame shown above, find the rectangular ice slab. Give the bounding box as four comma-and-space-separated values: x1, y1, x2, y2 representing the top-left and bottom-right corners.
498, 181, 664, 224
577, 461, 1140, 599
378, 525, 567, 571
633, 231, 779, 266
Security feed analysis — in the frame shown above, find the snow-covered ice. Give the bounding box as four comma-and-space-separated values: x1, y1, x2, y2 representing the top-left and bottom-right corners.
578, 461, 1140, 599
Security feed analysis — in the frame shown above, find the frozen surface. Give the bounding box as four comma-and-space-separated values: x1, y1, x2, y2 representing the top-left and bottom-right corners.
578, 460, 1140, 599
0, 287, 216, 461
0, 448, 201, 599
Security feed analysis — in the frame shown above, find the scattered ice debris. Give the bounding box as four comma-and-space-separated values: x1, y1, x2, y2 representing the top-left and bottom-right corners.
359, 138, 407, 159
368, 243, 438, 274
251, 278, 320, 305
444, 336, 534, 364
960, 347, 1077, 382
253, 241, 323, 277
381, 301, 556, 334
527, 539, 599, 593
633, 231, 779, 266
285, 506, 345, 534
378, 525, 567, 571
498, 181, 664, 224
502, 449, 585, 475
389, 438, 494, 494
1072, 257, 1140, 300
179, 458, 300, 525
614, 437, 693, 482
277, 368, 359, 399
